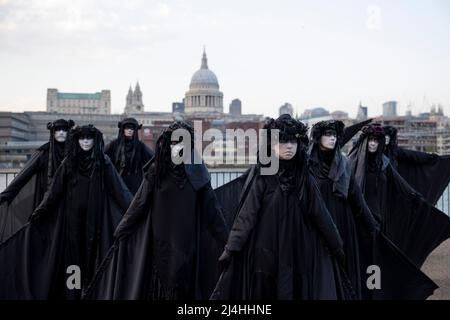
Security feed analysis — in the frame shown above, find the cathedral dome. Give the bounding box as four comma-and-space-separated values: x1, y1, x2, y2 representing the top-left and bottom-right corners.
189, 51, 220, 90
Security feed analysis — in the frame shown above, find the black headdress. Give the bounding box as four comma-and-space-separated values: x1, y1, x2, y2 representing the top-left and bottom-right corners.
46, 119, 75, 184
153, 121, 207, 190
114, 117, 143, 175
349, 123, 387, 192
311, 120, 345, 144
309, 120, 351, 198
260, 114, 309, 165
66, 124, 105, 181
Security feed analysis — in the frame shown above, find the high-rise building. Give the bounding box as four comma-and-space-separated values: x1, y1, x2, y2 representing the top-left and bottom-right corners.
357, 102, 368, 120
383, 101, 397, 117
229, 99, 242, 116
47, 89, 111, 114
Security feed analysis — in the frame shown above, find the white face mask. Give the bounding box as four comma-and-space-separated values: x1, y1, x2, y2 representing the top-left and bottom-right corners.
274, 141, 298, 160
320, 134, 337, 151
124, 128, 134, 138
171, 143, 184, 158
368, 138, 379, 153
54, 130, 68, 143
79, 138, 94, 151
385, 135, 390, 146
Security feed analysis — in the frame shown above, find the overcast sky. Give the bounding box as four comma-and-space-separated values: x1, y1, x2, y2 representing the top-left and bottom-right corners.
0, 0, 449, 118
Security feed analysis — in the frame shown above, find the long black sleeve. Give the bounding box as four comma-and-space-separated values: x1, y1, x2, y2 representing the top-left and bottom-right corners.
104, 156, 133, 210
113, 171, 155, 239
0, 150, 43, 203
199, 183, 230, 246
31, 159, 67, 220
347, 172, 380, 232
307, 173, 344, 257
225, 175, 265, 252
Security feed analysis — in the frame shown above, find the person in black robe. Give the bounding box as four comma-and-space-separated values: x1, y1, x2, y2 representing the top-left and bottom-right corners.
211, 114, 353, 300
105, 117, 154, 195
309, 120, 437, 300
83, 121, 229, 300
384, 125, 450, 205
0, 125, 133, 300
348, 123, 450, 268
214, 118, 374, 228
0, 119, 75, 242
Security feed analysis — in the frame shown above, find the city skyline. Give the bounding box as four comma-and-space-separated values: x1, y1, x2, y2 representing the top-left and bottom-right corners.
0, 0, 449, 118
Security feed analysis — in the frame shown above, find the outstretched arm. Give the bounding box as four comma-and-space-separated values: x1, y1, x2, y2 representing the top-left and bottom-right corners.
0, 150, 43, 204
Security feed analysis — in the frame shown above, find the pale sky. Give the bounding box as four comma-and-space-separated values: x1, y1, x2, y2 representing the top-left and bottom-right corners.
0, 0, 449, 118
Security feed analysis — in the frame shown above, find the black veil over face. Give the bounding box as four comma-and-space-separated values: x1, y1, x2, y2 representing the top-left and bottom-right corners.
153, 121, 195, 189
66, 125, 104, 178
114, 118, 143, 174
46, 119, 75, 183
349, 123, 386, 191
383, 125, 399, 167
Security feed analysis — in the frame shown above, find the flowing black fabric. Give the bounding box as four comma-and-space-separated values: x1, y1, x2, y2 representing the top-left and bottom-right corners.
211, 164, 354, 300
83, 161, 229, 300
0, 155, 133, 299
0, 142, 61, 242
349, 140, 450, 268
387, 147, 450, 205
309, 144, 437, 299
340, 119, 373, 147
105, 138, 153, 195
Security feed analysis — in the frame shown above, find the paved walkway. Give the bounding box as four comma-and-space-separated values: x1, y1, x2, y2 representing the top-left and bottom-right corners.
422, 239, 450, 300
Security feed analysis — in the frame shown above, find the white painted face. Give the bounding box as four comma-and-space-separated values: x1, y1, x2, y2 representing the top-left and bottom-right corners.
320, 130, 337, 150
385, 135, 390, 146
368, 138, 380, 153
54, 129, 68, 143
274, 141, 298, 160
79, 137, 94, 151
171, 142, 184, 158
124, 127, 134, 138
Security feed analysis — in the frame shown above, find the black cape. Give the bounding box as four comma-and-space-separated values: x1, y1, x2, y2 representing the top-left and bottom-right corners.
105, 139, 154, 195
309, 145, 437, 299
0, 142, 63, 242
211, 163, 354, 300
349, 141, 450, 268
0, 155, 133, 299
83, 160, 229, 300
386, 147, 450, 205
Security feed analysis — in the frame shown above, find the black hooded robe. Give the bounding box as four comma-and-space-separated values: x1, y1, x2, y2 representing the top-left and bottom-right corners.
309, 146, 437, 299
0, 141, 66, 243
211, 163, 353, 300
83, 161, 229, 300
105, 138, 154, 195
0, 155, 133, 299
350, 140, 450, 268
